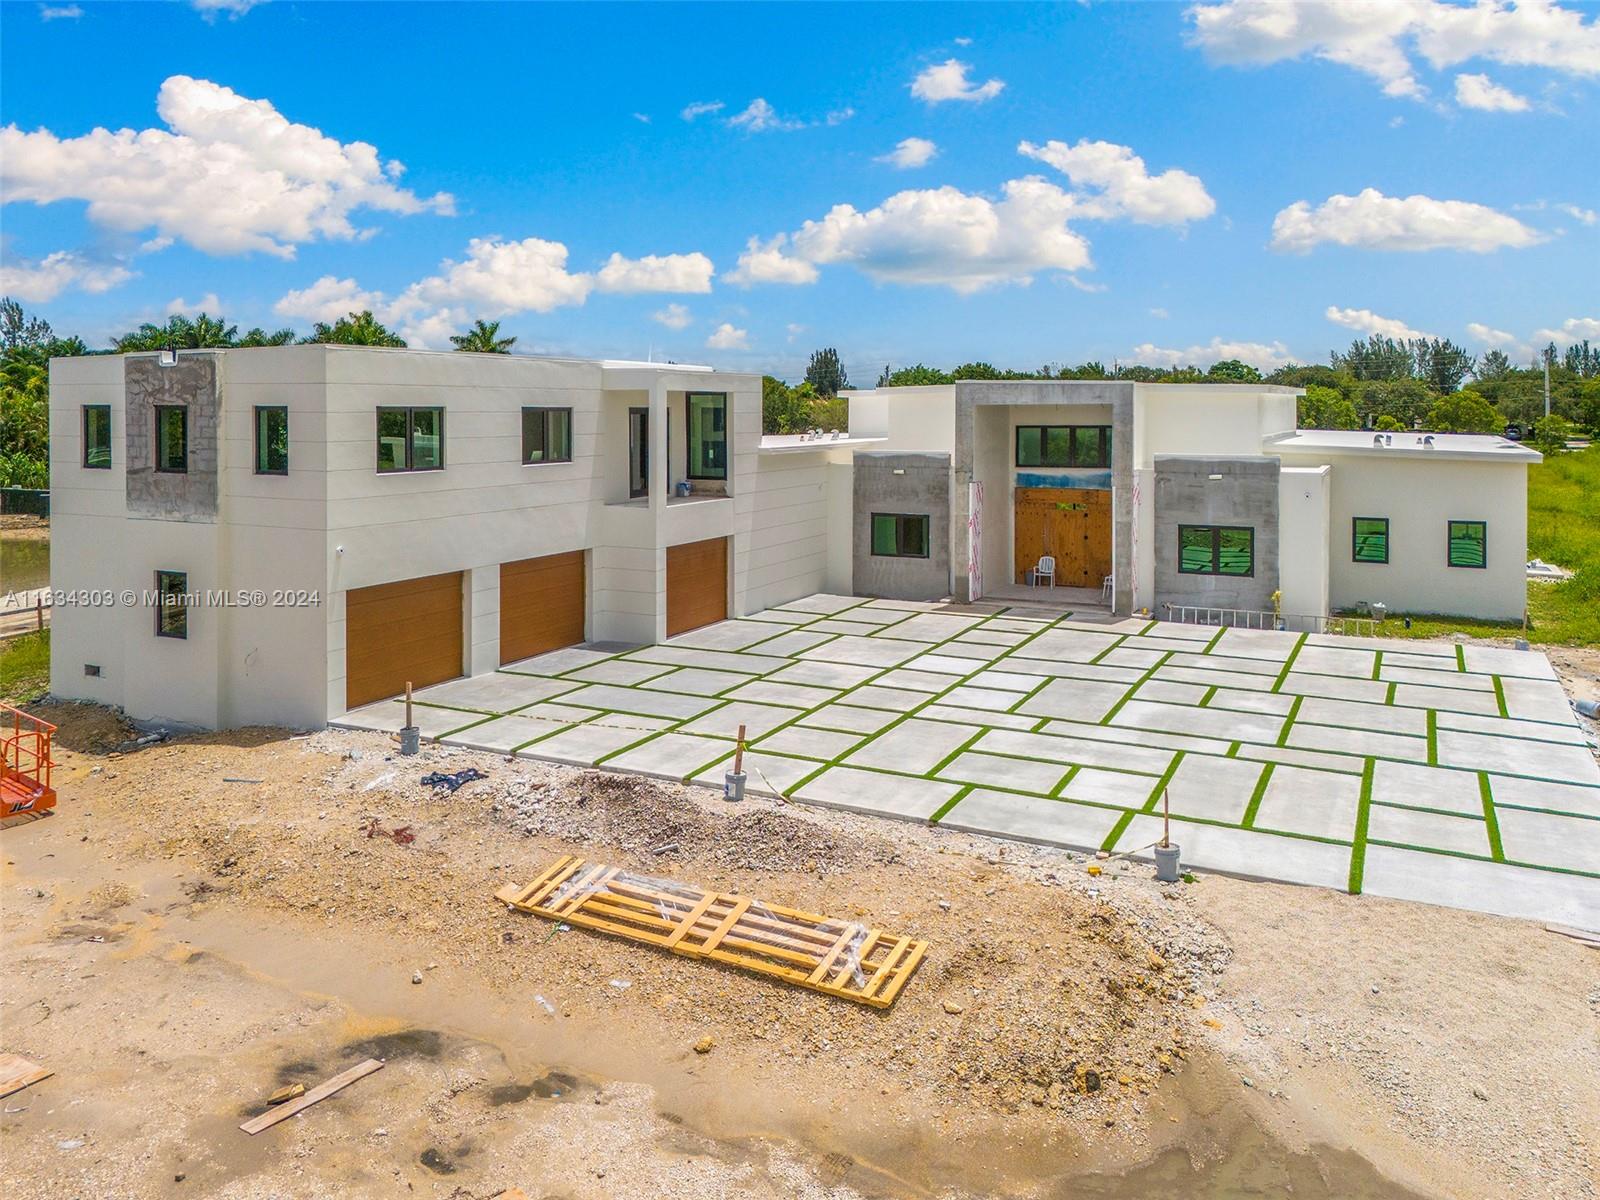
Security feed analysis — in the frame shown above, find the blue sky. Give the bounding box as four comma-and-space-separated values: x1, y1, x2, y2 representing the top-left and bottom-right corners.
2, 0, 1596, 380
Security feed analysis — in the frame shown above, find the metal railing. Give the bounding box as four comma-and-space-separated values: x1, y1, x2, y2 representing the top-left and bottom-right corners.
1162, 604, 1377, 638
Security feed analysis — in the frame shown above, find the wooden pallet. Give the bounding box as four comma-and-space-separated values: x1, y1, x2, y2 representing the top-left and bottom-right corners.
494, 856, 927, 1009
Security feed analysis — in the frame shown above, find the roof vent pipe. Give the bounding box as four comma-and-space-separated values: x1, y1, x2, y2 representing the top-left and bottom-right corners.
1373, 434, 1384, 447
1424, 434, 1435, 447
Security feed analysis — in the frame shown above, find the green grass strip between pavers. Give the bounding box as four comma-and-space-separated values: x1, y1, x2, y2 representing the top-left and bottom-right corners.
1348, 757, 1376, 894
1241, 762, 1276, 829
1142, 750, 1187, 812
1426, 709, 1438, 766
1492, 675, 1509, 719
1479, 772, 1506, 862
1371, 650, 1383, 681
1275, 695, 1303, 747
928, 784, 974, 825
1100, 808, 1137, 853
1098, 652, 1173, 726
1270, 633, 1309, 694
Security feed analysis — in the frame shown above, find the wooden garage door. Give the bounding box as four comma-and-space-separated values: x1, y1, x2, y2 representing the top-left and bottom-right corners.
346, 571, 463, 710
666, 537, 728, 637
500, 550, 586, 665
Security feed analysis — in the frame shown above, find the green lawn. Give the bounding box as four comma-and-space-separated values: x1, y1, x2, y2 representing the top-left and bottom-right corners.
0, 628, 50, 705
1375, 444, 1600, 647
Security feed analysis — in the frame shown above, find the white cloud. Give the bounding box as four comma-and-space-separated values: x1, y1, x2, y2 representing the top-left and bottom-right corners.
631, 112, 651, 124
39, 4, 83, 19
1557, 203, 1597, 225
273, 275, 386, 324
1325, 305, 1434, 341
706, 322, 749, 350
1454, 72, 1530, 111
825, 108, 856, 126
680, 100, 724, 121
1149, 307, 1170, 319
1, 75, 453, 259
875, 137, 939, 169
1187, 0, 1600, 101
1130, 336, 1295, 371
1466, 321, 1521, 348
953, 36, 973, 47
1018, 139, 1215, 225
786, 322, 805, 343
732, 139, 1212, 293
910, 59, 1006, 103
167, 292, 222, 315
1271, 188, 1543, 253
191, 0, 264, 20
652, 303, 692, 330
595, 251, 714, 294
726, 98, 805, 133
1532, 316, 1600, 344
0, 249, 133, 302
726, 234, 822, 286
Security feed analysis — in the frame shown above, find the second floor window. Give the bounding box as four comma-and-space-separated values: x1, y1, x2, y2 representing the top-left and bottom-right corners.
687, 392, 728, 479
521, 407, 573, 464
376, 407, 445, 473
1016, 425, 1111, 469
83, 405, 111, 469
155, 406, 188, 473
255, 406, 289, 475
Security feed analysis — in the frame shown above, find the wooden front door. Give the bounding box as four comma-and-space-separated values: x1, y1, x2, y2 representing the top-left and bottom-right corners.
1013, 487, 1112, 588
666, 536, 728, 636
345, 571, 463, 710
500, 551, 586, 665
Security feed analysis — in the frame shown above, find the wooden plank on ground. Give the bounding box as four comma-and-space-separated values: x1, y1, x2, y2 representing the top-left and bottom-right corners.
239, 1059, 384, 1135
0, 1053, 53, 1098
493, 858, 928, 1008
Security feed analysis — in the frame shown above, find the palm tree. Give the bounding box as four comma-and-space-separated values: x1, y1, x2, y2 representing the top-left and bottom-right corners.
449, 319, 516, 354
304, 310, 406, 347
112, 312, 239, 352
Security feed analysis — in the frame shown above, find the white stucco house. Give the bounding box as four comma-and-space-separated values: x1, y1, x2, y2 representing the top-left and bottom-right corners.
45, 347, 1537, 729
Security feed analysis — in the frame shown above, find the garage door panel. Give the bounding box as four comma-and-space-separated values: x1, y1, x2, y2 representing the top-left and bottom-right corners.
666, 537, 728, 637
346, 571, 463, 710
500, 550, 585, 664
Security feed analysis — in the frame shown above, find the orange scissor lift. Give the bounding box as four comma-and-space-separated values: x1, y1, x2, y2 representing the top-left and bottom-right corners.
0, 704, 57, 819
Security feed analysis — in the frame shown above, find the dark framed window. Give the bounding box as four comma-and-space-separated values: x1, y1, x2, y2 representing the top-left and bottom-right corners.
1447, 520, 1487, 569
1178, 524, 1254, 576
376, 406, 445, 473
1015, 424, 1111, 468
155, 406, 188, 473
1352, 517, 1389, 564
521, 407, 572, 464
255, 406, 288, 475
154, 570, 188, 639
870, 512, 930, 558
687, 392, 728, 480
83, 405, 111, 469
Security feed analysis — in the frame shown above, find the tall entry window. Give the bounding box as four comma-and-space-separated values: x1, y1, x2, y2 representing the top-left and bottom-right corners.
521, 407, 573, 464
871, 513, 930, 558
1015, 424, 1111, 469
628, 407, 649, 498
687, 392, 727, 480
376, 406, 445, 473
1178, 525, 1254, 576
154, 570, 189, 639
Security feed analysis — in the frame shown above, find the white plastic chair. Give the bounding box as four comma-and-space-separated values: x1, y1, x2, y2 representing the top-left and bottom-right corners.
1101, 574, 1113, 604
1034, 555, 1056, 589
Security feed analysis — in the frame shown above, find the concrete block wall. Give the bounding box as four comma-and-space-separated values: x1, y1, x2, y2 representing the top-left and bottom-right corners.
1152, 455, 1280, 614
852, 451, 952, 600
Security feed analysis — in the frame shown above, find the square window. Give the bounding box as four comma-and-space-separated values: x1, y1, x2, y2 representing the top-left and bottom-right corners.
83, 405, 111, 469
255, 406, 288, 475
1015, 426, 1043, 467
154, 570, 188, 639
155, 406, 187, 473
870, 513, 931, 558
1448, 520, 1486, 569
375, 406, 445, 472
687, 392, 727, 480
1178, 525, 1254, 576
1353, 517, 1388, 564
522, 407, 573, 464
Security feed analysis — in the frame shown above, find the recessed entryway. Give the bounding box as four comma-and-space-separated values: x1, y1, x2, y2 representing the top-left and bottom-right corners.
500, 550, 586, 665
345, 571, 463, 709
666, 536, 728, 637
1013, 486, 1111, 588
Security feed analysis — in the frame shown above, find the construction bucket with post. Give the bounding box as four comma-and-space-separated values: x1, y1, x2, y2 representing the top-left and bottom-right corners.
0, 704, 57, 819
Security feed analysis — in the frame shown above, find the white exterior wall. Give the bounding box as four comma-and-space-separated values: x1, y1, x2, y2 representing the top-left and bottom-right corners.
1131, 384, 1298, 467
1276, 451, 1528, 621
1278, 466, 1331, 622
46, 346, 823, 730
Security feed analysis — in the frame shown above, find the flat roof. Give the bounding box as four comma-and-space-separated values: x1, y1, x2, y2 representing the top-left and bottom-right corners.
1264, 429, 1542, 463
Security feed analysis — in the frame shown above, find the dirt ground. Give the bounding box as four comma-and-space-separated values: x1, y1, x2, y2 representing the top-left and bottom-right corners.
3, 702, 1598, 1199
